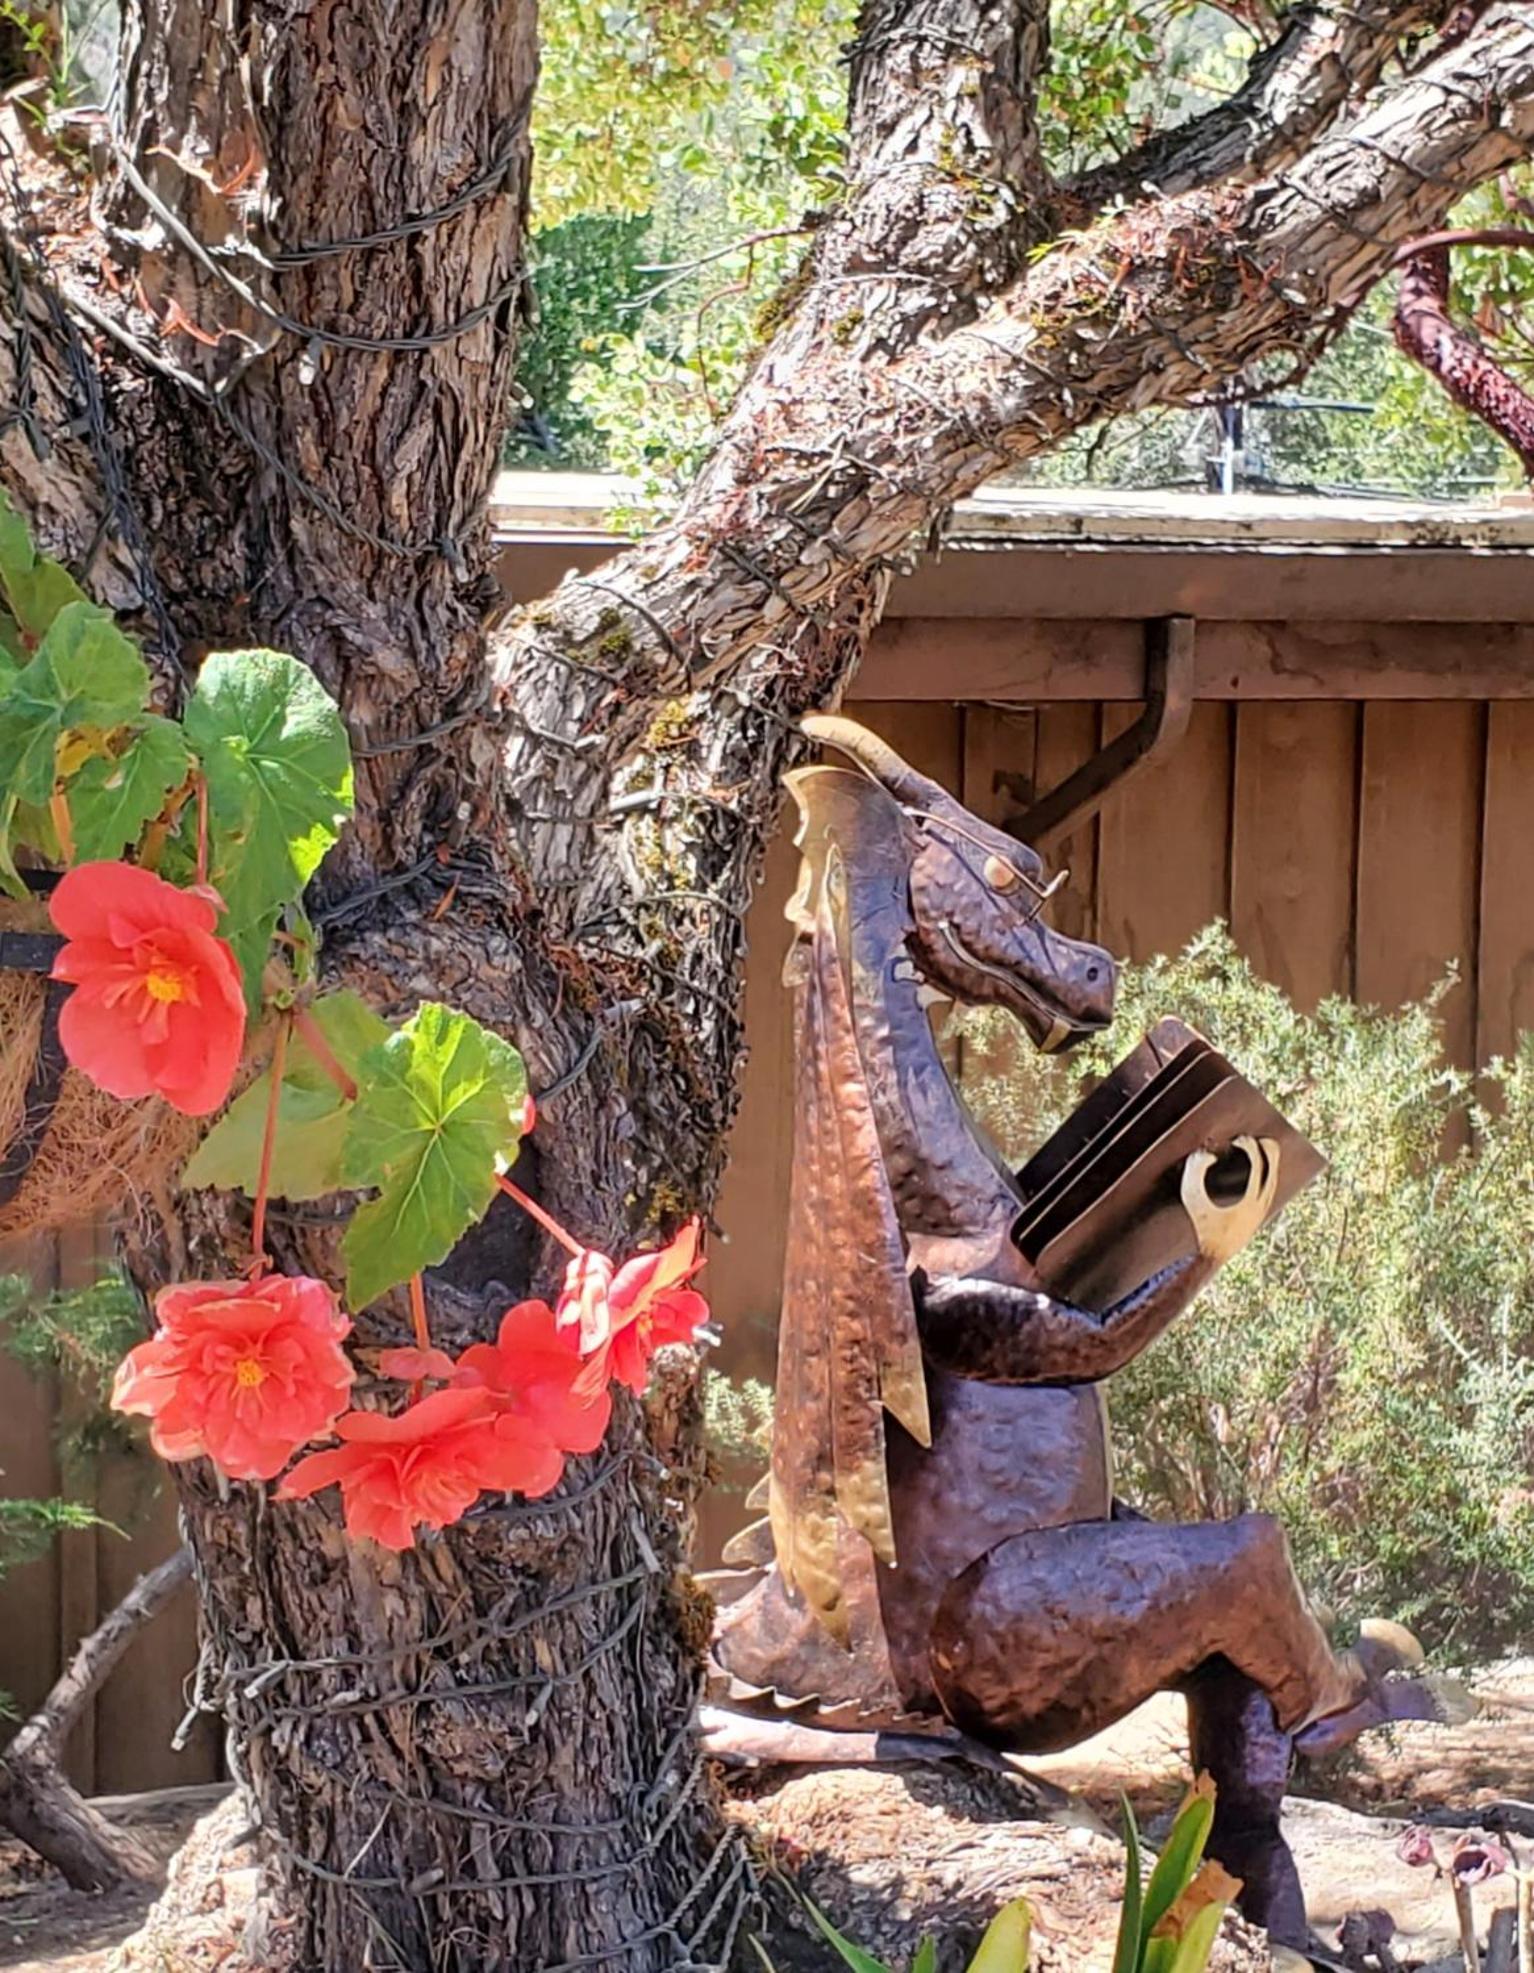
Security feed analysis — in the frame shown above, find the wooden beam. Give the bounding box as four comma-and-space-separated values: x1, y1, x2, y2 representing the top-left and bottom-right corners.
494, 534, 1534, 629
857, 617, 1534, 701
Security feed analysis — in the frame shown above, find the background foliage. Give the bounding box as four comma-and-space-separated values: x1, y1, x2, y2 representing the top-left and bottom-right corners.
956, 926, 1534, 1650
521, 0, 1534, 501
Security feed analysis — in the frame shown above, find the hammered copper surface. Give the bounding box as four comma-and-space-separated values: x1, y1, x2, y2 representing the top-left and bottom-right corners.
712, 716, 1438, 1945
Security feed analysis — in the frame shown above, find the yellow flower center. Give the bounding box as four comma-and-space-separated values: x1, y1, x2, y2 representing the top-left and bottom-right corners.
143, 964, 190, 1004
233, 1357, 266, 1389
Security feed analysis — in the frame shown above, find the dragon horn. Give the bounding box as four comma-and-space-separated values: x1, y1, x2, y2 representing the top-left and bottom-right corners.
800, 714, 963, 816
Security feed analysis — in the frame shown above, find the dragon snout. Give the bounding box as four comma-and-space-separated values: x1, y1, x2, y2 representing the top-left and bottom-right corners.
1029, 925, 1117, 1050
1042, 927, 1113, 1041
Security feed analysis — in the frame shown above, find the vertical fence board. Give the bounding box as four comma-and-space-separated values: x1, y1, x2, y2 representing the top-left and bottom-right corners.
959, 707, 1037, 1098
960, 705, 1036, 824
1231, 702, 1360, 1009
1356, 702, 1484, 1072
94, 1451, 215, 1792
1095, 702, 1234, 964
698, 825, 799, 1567
55, 1221, 103, 1792
0, 1236, 62, 1742
1032, 705, 1103, 945
1478, 702, 1534, 1073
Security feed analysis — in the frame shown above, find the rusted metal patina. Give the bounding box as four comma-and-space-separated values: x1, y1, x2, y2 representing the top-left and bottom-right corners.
711, 714, 1440, 1946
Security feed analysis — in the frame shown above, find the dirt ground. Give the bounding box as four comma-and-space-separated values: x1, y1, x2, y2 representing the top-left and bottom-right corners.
3, 1663, 1532, 1971
0, 1786, 226, 1972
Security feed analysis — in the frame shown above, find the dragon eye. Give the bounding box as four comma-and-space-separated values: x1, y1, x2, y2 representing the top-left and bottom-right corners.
983, 854, 1020, 892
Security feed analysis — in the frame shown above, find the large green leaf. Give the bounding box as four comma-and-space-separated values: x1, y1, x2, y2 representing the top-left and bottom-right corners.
0, 796, 25, 901
67, 716, 191, 861
184, 991, 389, 1200
1141, 1790, 1214, 1945
184, 650, 354, 1001
968, 1899, 1031, 1973
0, 493, 90, 642
340, 1003, 529, 1309
0, 602, 150, 805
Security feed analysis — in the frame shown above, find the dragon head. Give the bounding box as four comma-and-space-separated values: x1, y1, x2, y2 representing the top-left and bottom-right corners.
800, 714, 1116, 1052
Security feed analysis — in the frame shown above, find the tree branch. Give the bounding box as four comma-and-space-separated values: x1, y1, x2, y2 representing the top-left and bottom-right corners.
0, 1546, 192, 1890
482, 1, 1534, 1220
1393, 238, 1534, 473
1069, 0, 1471, 212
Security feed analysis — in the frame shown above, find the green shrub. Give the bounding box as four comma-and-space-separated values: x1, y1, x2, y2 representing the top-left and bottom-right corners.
955, 923, 1534, 1650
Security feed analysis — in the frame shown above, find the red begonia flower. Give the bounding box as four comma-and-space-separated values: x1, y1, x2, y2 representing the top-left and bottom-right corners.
557, 1220, 709, 1395
380, 1303, 610, 1473
277, 1386, 564, 1550
113, 1274, 354, 1481
560, 1248, 615, 1354
456, 1299, 613, 1453
50, 861, 246, 1116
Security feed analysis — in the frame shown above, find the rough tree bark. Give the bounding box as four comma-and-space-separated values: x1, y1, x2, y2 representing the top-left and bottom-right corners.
1392, 230, 1534, 472
2, 1, 1533, 1969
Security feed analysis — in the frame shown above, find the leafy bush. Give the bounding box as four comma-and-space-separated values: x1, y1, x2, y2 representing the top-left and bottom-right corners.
956, 924, 1534, 1650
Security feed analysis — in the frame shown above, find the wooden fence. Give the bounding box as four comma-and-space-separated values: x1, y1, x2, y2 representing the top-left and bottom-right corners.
4, 482, 1533, 1786
0, 1227, 221, 1791
699, 692, 1534, 1560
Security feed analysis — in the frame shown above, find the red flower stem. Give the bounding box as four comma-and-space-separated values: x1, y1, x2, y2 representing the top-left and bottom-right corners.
194, 773, 210, 888
494, 1173, 583, 1258
408, 1273, 432, 1351
407, 1274, 431, 1403
249, 1013, 289, 1273
292, 1006, 358, 1101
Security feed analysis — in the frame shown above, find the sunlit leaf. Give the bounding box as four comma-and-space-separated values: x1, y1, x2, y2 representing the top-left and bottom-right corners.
184, 649, 353, 1002
968, 1898, 1032, 1972
1141, 1782, 1215, 1944
0, 602, 150, 805
67, 716, 192, 862
185, 991, 388, 1200
340, 1003, 529, 1308
1111, 1795, 1145, 1973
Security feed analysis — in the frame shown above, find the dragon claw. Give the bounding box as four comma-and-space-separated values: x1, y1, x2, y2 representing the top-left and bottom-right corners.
1181, 1133, 1281, 1264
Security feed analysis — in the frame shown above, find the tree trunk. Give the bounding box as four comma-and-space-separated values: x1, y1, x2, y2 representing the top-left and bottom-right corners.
8, 0, 731, 1964
3, 0, 1534, 1968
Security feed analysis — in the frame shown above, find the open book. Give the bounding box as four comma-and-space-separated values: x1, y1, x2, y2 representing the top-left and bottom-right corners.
1011, 1017, 1325, 1312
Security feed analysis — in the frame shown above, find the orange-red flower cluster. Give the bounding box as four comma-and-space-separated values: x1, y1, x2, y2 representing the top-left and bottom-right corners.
120, 1224, 710, 1552
113, 1275, 353, 1480
50, 862, 246, 1117
557, 1219, 708, 1393
275, 1222, 707, 1550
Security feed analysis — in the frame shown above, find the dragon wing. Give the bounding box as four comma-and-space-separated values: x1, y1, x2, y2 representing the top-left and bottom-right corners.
767, 780, 931, 1646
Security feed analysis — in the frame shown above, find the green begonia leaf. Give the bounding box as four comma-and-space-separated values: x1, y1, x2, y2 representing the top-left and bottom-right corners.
183, 991, 389, 1201
0, 492, 90, 641
67, 716, 191, 862
184, 649, 354, 1004
0, 602, 150, 806
340, 1003, 529, 1308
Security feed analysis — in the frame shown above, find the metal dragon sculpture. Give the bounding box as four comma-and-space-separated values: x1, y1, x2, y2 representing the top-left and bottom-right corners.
711, 715, 1442, 1946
